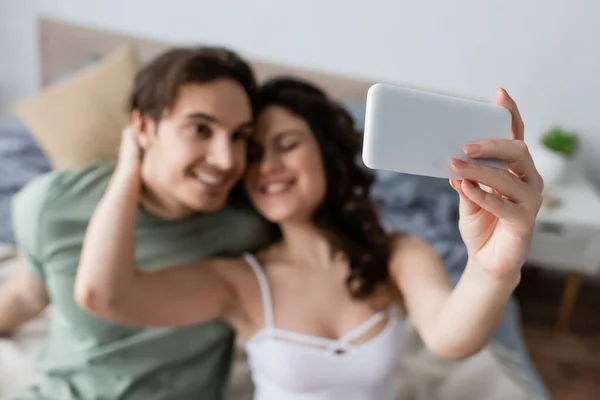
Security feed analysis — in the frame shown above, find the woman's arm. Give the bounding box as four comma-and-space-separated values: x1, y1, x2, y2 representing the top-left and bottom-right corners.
390, 235, 518, 360
75, 162, 239, 329
391, 90, 541, 360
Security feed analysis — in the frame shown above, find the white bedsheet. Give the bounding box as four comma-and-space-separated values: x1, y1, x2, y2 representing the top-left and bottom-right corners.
0, 247, 536, 400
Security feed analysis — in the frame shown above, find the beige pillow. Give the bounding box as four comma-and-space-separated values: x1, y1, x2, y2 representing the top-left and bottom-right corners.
14, 45, 140, 170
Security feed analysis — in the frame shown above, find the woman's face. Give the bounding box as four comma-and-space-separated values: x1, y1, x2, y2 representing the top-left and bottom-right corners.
244, 105, 326, 224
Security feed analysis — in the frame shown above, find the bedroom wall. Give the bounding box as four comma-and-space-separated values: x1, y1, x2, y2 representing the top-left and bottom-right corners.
1, 0, 599, 186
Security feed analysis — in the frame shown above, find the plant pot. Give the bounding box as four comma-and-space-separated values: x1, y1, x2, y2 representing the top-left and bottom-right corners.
529, 145, 569, 189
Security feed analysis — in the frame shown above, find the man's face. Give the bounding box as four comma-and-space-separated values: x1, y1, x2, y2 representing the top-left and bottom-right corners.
136, 79, 254, 215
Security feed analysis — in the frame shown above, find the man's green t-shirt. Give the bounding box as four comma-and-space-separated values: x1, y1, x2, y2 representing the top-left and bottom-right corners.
11, 163, 268, 400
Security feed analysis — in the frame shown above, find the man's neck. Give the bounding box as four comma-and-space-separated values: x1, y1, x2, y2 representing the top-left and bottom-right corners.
138, 179, 198, 221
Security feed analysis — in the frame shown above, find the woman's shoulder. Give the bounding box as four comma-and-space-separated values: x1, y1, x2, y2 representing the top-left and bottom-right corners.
246, 243, 285, 270
388, 234, 443, 273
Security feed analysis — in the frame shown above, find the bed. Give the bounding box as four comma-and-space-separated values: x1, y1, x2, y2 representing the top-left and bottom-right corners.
0, 17, 549, 400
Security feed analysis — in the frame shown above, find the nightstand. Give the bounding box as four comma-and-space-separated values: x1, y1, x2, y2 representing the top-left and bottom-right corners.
526, 175, 600, 331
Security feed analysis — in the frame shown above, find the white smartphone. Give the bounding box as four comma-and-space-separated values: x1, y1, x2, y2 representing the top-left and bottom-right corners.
362, 83, 512, 180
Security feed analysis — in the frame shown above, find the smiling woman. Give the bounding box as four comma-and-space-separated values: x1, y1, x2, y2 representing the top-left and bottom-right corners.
245, 78, 392, 299
247, 110, 328, 222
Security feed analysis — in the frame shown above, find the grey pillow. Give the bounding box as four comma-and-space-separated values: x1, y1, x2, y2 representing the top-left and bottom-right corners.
343, 99, 367, 131
0, 119, 51, 244
0, 55, 100, 244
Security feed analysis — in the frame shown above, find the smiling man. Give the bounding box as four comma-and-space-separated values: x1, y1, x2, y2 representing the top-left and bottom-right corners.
0, 47, 269, 400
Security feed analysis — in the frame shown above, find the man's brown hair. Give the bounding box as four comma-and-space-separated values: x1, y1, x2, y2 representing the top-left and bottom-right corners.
129, 46, 258, 122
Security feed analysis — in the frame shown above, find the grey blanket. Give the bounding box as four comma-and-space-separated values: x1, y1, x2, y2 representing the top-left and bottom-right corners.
372, 170, 468, 280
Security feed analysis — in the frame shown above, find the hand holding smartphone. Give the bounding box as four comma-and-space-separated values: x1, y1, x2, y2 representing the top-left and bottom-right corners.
362, 83, 512, 179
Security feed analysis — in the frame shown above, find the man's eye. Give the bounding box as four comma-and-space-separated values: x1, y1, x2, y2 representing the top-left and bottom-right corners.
194, 124, 212, 138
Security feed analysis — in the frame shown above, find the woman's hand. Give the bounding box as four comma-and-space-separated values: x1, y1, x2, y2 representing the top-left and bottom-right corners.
395, 91, 543, 359
449, 88, 544, 279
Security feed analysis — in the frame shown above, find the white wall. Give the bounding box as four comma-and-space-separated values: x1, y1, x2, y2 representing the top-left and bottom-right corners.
1, 0, 599, 186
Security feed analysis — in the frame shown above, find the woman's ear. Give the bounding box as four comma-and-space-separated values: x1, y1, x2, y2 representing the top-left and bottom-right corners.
130, 110, 154, 150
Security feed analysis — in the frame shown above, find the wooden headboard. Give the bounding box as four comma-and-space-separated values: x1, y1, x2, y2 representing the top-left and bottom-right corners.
38, 18, 374, 101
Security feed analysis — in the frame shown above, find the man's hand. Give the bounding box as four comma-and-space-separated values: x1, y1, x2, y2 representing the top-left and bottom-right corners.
0, 260, 49, 336
116, 126, 143, 173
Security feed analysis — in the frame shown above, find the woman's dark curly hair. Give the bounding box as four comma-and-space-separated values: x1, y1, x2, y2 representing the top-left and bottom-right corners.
256, 77, 394, 300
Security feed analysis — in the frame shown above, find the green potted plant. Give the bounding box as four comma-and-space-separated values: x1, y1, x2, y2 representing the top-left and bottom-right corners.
541, 127, 579, 158
531, 126, 579, 188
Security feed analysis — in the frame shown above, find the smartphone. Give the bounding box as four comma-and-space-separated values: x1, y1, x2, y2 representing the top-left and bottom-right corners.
362, 83, 512, 180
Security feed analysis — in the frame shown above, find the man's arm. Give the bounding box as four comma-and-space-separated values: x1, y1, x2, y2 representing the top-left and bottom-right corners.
0, 258, 49, 336
0, 173, 58, 335
75, 163, 241, 328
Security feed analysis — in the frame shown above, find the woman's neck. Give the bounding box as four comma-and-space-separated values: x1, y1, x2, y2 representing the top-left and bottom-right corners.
278, 222, 340, 270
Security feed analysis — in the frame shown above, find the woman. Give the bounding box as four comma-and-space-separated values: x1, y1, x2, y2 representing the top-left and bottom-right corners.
75, 78, 543, 400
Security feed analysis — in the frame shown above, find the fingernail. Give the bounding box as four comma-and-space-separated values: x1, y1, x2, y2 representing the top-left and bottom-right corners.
463, 143, 481, 156
451, 158, 468, 168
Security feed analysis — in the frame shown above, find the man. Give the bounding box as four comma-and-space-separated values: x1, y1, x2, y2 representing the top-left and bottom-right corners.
0, 46, 269, 399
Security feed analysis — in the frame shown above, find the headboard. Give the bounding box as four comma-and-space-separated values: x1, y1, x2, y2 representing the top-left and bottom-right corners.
38, 18, 374, 101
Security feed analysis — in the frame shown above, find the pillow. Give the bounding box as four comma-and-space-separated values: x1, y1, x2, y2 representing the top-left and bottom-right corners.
0, 119, 51, 244
0, 56, 103, 245
52, 55, 101, 84
14, 45, 140, 170
342, 100, 367, 131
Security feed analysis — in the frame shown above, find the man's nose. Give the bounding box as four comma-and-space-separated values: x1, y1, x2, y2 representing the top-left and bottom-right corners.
206, 136, 234, 171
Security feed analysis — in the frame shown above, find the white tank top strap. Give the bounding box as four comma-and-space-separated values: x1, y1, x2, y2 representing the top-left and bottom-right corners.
242, 253, 276, 333
272, 330, 337, 348
338, 310, 387, 344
